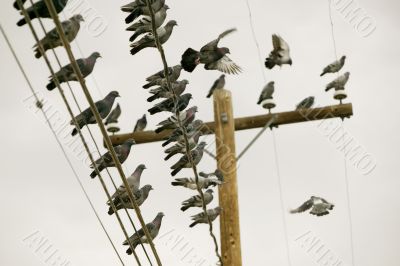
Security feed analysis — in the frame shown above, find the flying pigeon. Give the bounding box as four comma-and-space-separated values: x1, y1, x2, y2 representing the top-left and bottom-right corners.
104, 103, 121, 126
133, 114, 147, 132
148, 93, 192, 115
257, 81, 275, 104
70, 91, 120, 136
164, 131, 202, 160
207, 74, 225, 98
181, 28, 242, 74
155, 106, 197, 134
161, 119, 203, 147
108, 184, 153, 215
89, 139, 136, 178
16, 0, 69, 27
147, 80, 189, 102
33, 14, 84, 58
123, 212, 165, 255
320, 56, 346, 76
143, 65, 183, 89
130, 20, 177, 55
181, 189, 214, 212
127, 5, 169, 42
171, 175, 222, 190
170, 142, 207, 176
189, 207, 221, 228
296, 96, 314, 110
265, 34, 292, 69
290, 196, 334, 216
46, 52, 101, 91
124, 0, 165, 24
199, 169, 224, 182
325, 72, 350, 91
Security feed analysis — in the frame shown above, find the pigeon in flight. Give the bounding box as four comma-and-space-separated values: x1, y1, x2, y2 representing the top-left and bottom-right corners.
206, 74, 225, 98
290, 196, 334, 216
143, 65, 183, 89
148, 93, 192, 115
46, 52, 101, 90
123, 212, 165, 255
320, 56, 346, 76
181, 189, 214, 212
147, 80, 189, 102
108, 184, 153, 215
104, 103, 121, 126
257, 81, 275, 104
155, 106, 197, 134
296, 96, 314, 110
189, 207, 221, 228
133, 114, 147, 132
70, 91, 120, 136
170, 142, 207, 176
171, 175, 222, 190
16, 0, 69, 26
89, 139, 135, 178
164, 131, 202, 160
124, 0, 165, 24
265, 34, 292, 69
325, 72, 350, 91
161, 119, 203, 147
33, 14, 84, 58
181, 28, 241, 74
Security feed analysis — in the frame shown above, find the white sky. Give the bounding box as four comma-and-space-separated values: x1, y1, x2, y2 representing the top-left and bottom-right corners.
1, 0, 399, 265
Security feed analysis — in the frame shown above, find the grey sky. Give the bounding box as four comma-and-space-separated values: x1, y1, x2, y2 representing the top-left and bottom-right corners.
1, 0, 399, 265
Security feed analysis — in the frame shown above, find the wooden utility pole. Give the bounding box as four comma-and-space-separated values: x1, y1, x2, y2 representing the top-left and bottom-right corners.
213, 89, 242, 266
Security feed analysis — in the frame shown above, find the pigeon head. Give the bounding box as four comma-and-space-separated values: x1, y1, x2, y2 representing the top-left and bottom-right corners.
214, 207, 222, 213
220, 74, 226, 78
340, 55, 346, 62
108, 91, 120, 98
344, 72, 350, 78
175, 65, 183, 71
72, 14, 84, 22
91, 52, 102, 59
143, 184, 153, 191
166, 20, 178, 27
220, 47, 230, 55
182, 79, 189, 85
197, 142, 207, 149
206, 189, 214, 194
125, 138, 136, 146
288, 59, 293, 65
164, 4, 170, 10
157, 212, 165, 218
137, 164, 147, 171
141, 114, 147, 120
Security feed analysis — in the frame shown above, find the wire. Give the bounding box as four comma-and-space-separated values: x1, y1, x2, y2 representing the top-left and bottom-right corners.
327, 0, 338, 61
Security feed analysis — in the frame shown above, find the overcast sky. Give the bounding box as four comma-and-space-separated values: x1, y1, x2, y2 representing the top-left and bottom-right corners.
1, 0, 399, 265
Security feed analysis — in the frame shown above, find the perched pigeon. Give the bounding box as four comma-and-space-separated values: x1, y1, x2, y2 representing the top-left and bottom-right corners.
181, 189, 214, 212
89, 139, 135, 178
124, 0, 165, 24
320, 56, 346, 76
16, 0, 69, 26
171, 176, 222, 190
189, 207, 221, 228
325, 72, 350, 91
108, 184, 153, 215
147, 80, 189, 102
265, 34, 292, 69
155, 106, 197, 134
296, 96, 314, 110
257, 81, 275, 104
107, 164, 147, 205
207, 74, 225, 98
46, 52, 101, 91
161, 119, 203, 147
133, 114, 147, 132
290, 196, 334, 216
70, 91, 120, 136
148, 93, 192, 115
105, 103, 121, 125
143, 65, 183, 89
164, 131, 202, 160
181, 28, 241, 74
123, 212, 165, 254
170, 142, 206, 176
33, 14, 83, 58
130, 20, 177, 55
199, 169, 224, 182
127, 5, 169, 42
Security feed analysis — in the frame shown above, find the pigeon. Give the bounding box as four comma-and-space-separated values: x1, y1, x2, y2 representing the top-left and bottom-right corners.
133, 114, 147, 132
123, 212, 165, 255
164, 131, 202, 160
13, 0, 27, 10
296, 96, 314, 110
89, 139, 135, 178
143, 65, 183, 89
265, 34, 292, 69
257, 81, 275, 104
107, 164, 147, 205
206, 74, 225, 98
189, 207, 221, 228
124, 0, 165, 24
127, 5, 169, 42
148, 93, 192, 115
171, 175, 222, 190
161, 119, 203, 147
181, 189, 214, 212
46, 52, 101, 91
70, 91, 120, 136
290, 196, 334, 216
33, 14, 83, 58
16, 0, 69, 26
181, 28, 241, 74
325, 72, 350, 91
199, 169, 224, 182
155, 106, 198, 134
130, 20, 177, 55
320, 56, 346, 76
108, 184, 153, 215
147, 80, 189, 102
170, 142, 206, 176
104, 103, 121, 125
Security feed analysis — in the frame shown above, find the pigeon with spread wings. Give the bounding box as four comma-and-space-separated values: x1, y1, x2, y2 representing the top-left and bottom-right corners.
290, 196, 334, 216
265, 34, 292, 69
